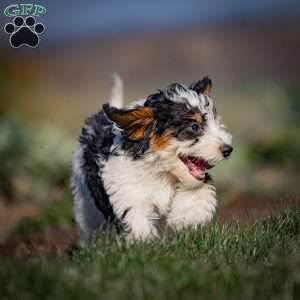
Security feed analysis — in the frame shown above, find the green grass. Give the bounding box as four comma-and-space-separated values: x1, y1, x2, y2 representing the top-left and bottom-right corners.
1, 210, 300, 300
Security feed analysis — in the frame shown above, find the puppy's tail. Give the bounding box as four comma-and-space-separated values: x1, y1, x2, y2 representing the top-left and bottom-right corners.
109, 73, 124, 108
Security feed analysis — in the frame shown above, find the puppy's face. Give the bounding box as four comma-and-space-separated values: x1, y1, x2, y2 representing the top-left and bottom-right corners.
104, 77, 232, 188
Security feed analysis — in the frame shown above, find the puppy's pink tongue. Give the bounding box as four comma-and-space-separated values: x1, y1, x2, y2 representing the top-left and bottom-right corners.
187, 161, 205, 179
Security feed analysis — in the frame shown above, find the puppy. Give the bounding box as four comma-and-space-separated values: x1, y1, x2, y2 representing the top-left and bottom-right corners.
72, 77, 233, 241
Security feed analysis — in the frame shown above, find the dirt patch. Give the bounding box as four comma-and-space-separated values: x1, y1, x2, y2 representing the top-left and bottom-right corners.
0, 202, 40, 243
218, 197, 300, 224
0, 228, 79, 260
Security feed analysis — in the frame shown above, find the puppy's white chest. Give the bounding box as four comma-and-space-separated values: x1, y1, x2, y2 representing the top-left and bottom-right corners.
102, 155, 174, 215
146, 174, 175, 216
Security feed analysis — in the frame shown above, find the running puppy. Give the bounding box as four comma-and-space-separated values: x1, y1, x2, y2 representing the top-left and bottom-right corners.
72, 77, 233, 241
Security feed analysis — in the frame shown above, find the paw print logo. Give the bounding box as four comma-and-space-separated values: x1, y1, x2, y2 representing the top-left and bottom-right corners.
4, 16, 45, 48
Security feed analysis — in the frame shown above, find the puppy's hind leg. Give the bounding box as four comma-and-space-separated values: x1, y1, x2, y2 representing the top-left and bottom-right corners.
71, 149, 106, 243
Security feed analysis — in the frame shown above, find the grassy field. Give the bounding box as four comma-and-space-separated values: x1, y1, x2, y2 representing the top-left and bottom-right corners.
1, 210, 299, 300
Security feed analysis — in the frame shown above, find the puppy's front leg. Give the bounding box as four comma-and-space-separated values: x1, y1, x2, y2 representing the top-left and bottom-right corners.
167, 183, 217, 230
104, 180, 158, 240
102, 155, 159, 240
122, 205, 158, 240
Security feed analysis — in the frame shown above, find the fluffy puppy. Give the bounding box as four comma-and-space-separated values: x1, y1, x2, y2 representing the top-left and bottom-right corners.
72, 77, 233, 241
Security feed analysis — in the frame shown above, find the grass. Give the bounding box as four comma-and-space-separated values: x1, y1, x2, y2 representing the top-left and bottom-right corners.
1, 210, 300, 300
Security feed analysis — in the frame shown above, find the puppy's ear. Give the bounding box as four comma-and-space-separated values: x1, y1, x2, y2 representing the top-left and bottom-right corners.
103, 104, 154, 140
189, 76, 212, 96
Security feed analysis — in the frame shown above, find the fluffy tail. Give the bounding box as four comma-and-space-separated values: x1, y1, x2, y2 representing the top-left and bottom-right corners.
109, 74, 124, 108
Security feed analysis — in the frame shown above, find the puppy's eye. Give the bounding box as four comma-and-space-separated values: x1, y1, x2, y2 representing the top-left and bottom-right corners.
191, 124, 199, 131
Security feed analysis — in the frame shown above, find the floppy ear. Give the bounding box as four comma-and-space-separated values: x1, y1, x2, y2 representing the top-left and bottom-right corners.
103, 104, 154, 140
189, 76, 212, 96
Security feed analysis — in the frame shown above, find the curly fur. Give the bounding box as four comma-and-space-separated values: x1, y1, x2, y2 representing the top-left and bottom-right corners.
72, 77, 233, 241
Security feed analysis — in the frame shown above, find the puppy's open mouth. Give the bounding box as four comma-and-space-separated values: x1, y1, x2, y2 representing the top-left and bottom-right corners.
179, 154, 214, 181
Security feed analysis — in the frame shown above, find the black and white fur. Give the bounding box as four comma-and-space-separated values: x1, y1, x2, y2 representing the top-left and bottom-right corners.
72, 77, 233, 241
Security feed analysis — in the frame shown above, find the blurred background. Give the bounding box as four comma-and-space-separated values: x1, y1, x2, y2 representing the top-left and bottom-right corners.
0, 0, 300, 256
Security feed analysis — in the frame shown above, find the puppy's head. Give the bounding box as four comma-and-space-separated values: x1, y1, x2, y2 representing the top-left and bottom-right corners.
104, 77, 233, 188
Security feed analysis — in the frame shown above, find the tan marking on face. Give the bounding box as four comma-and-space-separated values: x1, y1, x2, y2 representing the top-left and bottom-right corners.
151, 130, 173, 151
190, 112, 203, 124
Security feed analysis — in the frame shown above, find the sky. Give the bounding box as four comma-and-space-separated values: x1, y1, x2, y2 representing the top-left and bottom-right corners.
0, 0, 300, 43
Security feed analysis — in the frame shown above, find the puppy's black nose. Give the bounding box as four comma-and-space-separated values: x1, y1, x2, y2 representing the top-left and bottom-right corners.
221, 144, 233, 158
